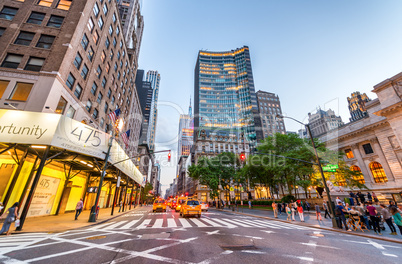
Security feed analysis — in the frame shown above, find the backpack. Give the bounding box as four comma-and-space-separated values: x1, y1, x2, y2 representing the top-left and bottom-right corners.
335, 206, 342, 216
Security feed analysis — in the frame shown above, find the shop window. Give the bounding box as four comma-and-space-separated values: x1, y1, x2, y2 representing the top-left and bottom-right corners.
93, 3, 100, 17
0, 6, 18, 20
81, 34, 89, 50
81, 64, 88, 80
57, 0, 72, 11
15, 31, 35, 46
8, 82, 33, 101
73, 52, 82, 69
87, 46, 94, 61
74, 83, 82, 98
369, 162, 388, 183
55, 96, 67, 114
86, 100, 92, 112
362, 143, 374, 154
92, 108, 98, 119
47, 15, 64, 28
0, 27, 5, 37
345, 149, 354, 159
27, 11, 45, 24
24, 57, 45, 72
36, 34, 55, 49
350, 165, 365, 184
66, 73, 75, 89
38, 0, 54, 7
65, 105, 75, 118
90, 82, 97, 95
1, 54, 23, 69
0, 80, 10, 98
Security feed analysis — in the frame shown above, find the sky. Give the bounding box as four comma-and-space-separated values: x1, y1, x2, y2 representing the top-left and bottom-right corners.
137, 0, 402, 195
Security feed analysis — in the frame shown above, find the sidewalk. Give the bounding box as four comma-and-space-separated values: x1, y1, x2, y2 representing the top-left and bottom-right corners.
9, 205, 149, 234
217, 206, 402, 244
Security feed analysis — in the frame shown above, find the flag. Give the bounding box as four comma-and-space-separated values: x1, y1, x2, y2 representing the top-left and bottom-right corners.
108, 108, 121, 125
121, 129, 130, 146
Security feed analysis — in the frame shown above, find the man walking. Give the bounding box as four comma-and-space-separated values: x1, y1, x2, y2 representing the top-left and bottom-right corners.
75, 198, 83, 220
380, 204, 397, 235
272, 202, 278, 218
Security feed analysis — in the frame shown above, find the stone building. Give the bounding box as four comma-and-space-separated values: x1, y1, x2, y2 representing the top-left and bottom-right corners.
347, 91, 371, 122
308, 108, 344, 138
256, 90, 286, 138
319, 71, 402, 201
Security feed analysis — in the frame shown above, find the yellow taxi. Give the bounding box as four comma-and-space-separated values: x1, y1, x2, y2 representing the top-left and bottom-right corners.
175, 197, 188, 212
152, 199, 167, 212
180, 199, 202, 218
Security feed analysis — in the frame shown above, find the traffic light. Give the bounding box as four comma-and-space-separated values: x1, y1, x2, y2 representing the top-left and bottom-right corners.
240, 152, 246, 162
168, 151, 171, 162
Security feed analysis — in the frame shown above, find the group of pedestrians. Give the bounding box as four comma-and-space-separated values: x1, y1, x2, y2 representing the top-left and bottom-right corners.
272, 200, 311, 222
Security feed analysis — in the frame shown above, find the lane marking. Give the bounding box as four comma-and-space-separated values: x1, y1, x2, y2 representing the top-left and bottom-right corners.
241, 250, 265, 254
201, 218, 224, 227
136, 219, 151, 229
152, 219, 164, 228
178, 218, 192, 228
382, 252, 397, 257
167, 218, 177, 228
104, 221, 128, 230
206, 230, 220, 235
118, 219, 140, 229
212, 219, 236, 228
222, 218, 249, 227
189, 218, 207, 227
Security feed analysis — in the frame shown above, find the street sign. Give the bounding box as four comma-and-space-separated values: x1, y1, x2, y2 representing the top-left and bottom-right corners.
229, 187, 234, 192
322, 164, 339, 172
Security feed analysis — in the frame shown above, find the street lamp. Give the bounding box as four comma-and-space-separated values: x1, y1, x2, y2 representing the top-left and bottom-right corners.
276, 114, 337, 227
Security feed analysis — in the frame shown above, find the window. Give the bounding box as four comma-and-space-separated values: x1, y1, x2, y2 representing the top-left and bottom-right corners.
81, 64, 89, 80
55, 96, 67, 114
38, 0, 54, 7
105, 63, 110, 73
87, 46, 94, 61
112, 13, 116, 23
1, 54, 23, 69
119, 60, 123, 68
98, 16, 104, 29
8, 82, 33, 101
104, 102, 108, 113
101, 51, 106, 63
0, 27, 5, 37
119, 40, 123, 48
65, 105, 75, 118
114, 62, 117, 72
96, 66, 102, 79
74, 84, 82, 98
93, 30, 99, 44
57, 0, 72, 10
116, 26, 119, 35
101, 77, 106, 88
27, 12, 45, 25
66, 73, 75, 89
36, 34, 55, 49
100, 117, 104, 128
90, 82, 97, 95
87, 18, 94, 32
86, 100, 92, 112
350, 166, 365, 184
93, 3, 100, 17
110, 50, 114, 60
0, 6, 18, 20
108, 25, 113, 35
107, 88, 111, 98
15, 31, 35, 46
122, 50, 125, 58
362, 143, 374, 154
111, 96, 115, 105
24, 57, 45, 72
92, 108, 98, 119
97, 92, 102, 103
117, 71, 120, 80
369, 162, 388, 183
0, 80, 10, 98
345, 149, 354, 159
103, 4, 108, 15
81, 34, 89, 50
73, 53, 82, 69
105, 37, 110, 48
112, 37, 117, 47
47, 15, 64, 28
117, 51, 121, 60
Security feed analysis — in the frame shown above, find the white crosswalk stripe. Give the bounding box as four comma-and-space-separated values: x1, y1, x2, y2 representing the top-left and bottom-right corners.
118, 219, 140, 229
152, 219, 164, 228
136, 219, 151, 229
213, 218, 237, 228
189, 218, 207, 227
167, 218, 177, 228
178, 218, 192, 228
201, 218, 224, 227
0, 233, 51, 254
104, 221, 128, 230
222, 218, 255, 227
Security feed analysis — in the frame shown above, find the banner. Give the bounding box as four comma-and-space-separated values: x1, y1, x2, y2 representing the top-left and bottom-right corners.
27, 175, 60, 217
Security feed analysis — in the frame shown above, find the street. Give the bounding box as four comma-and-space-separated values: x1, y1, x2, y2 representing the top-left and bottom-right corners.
0, 207, 401, 264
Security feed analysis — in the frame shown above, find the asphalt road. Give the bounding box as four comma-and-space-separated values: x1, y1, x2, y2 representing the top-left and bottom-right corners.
0, 207, 401, 264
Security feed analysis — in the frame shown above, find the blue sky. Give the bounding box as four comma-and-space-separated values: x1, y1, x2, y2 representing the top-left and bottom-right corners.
138, 0, 402, 194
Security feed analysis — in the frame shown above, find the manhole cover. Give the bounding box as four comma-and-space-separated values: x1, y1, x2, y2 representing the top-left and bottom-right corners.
86, 235, 107, 240
220, 245, 257, 251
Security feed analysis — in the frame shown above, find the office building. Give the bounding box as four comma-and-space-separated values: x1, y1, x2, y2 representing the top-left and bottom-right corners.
135, 69, 152, 145
256, 90, 286, 137
308, 108, 344, 138
146, 70, 160, 152
347, 91, 371, 122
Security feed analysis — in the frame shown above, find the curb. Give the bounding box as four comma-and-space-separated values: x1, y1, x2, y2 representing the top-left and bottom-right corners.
213, 208, 402, 244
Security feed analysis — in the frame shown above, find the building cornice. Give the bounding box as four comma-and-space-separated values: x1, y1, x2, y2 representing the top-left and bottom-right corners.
372, 71, 402, 92
373, 101, 402, 118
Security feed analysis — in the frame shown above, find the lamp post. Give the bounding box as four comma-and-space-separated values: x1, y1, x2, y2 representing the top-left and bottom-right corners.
276, 114, 337, 227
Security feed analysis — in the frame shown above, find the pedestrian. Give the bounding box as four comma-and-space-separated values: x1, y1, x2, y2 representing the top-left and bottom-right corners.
359, 192, 366, 204
286, 204, 291, 221
272, 202, 278, 218
315, 203, 322, 221
390, 207, 402, 235
297, 204, 304, 222
366, 202, 381, 235
372, 192, 379, 203
336, 196, 342, 205
380, 204, 397, 235
323, 200, 331, 219
75, 198, 84, 220
336, 202, 352, 231
356, 204, 370, 229
349, 191, 355, 206
291, 204, 296, 221
0, 202, 19, 236
278, 202, 282, 215
248, 200, 252, 209
389, 200, 397, 209
119, 200, 123, 212
367, 192, 372, 202
305, 200, 310, 212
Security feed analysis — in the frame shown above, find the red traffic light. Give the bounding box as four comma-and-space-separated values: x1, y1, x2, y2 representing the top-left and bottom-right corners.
168, 151, 171, 162
240, 152, 246, 161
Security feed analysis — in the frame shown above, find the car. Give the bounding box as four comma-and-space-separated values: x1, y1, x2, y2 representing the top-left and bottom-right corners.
180, 200, 201, 218
200, 201, 209, 211
175, 198, 187, 212
170, 200, 177, 209
153, 199, 167, 212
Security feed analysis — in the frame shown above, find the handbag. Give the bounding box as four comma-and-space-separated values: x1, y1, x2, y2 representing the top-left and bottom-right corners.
14, 219, 20, 228
8, 217, 15, 223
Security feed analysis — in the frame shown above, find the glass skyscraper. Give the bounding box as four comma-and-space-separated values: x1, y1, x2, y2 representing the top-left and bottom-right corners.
194, 46, 262, 146
146, 70, 161, 151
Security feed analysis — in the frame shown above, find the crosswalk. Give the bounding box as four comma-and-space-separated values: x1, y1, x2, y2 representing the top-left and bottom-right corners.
0, 232, 51, 254
87, 217, 311, 231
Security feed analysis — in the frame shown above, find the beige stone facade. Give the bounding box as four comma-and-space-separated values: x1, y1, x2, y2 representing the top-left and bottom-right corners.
319, 71, 402, 201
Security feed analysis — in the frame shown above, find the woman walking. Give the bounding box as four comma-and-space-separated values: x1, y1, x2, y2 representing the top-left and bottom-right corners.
297, 204, 304, 222
0, 202, 19, 236
286, 204, 292, 221
315, 203, 322, 221
390, 207, 402, 235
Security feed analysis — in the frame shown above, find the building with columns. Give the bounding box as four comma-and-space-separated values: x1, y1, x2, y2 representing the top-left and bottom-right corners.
319, 71, 402, 201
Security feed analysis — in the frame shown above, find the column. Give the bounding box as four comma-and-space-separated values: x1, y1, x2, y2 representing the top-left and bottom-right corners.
370, 138, 395, 181
351, 144, 372, 183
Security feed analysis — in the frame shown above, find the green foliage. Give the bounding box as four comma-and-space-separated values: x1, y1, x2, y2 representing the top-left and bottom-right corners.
281, 195, 296, 203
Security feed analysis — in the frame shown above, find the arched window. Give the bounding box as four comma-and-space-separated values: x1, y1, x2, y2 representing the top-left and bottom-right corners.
369, 162, 388, 183
350, 165, 365, 184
